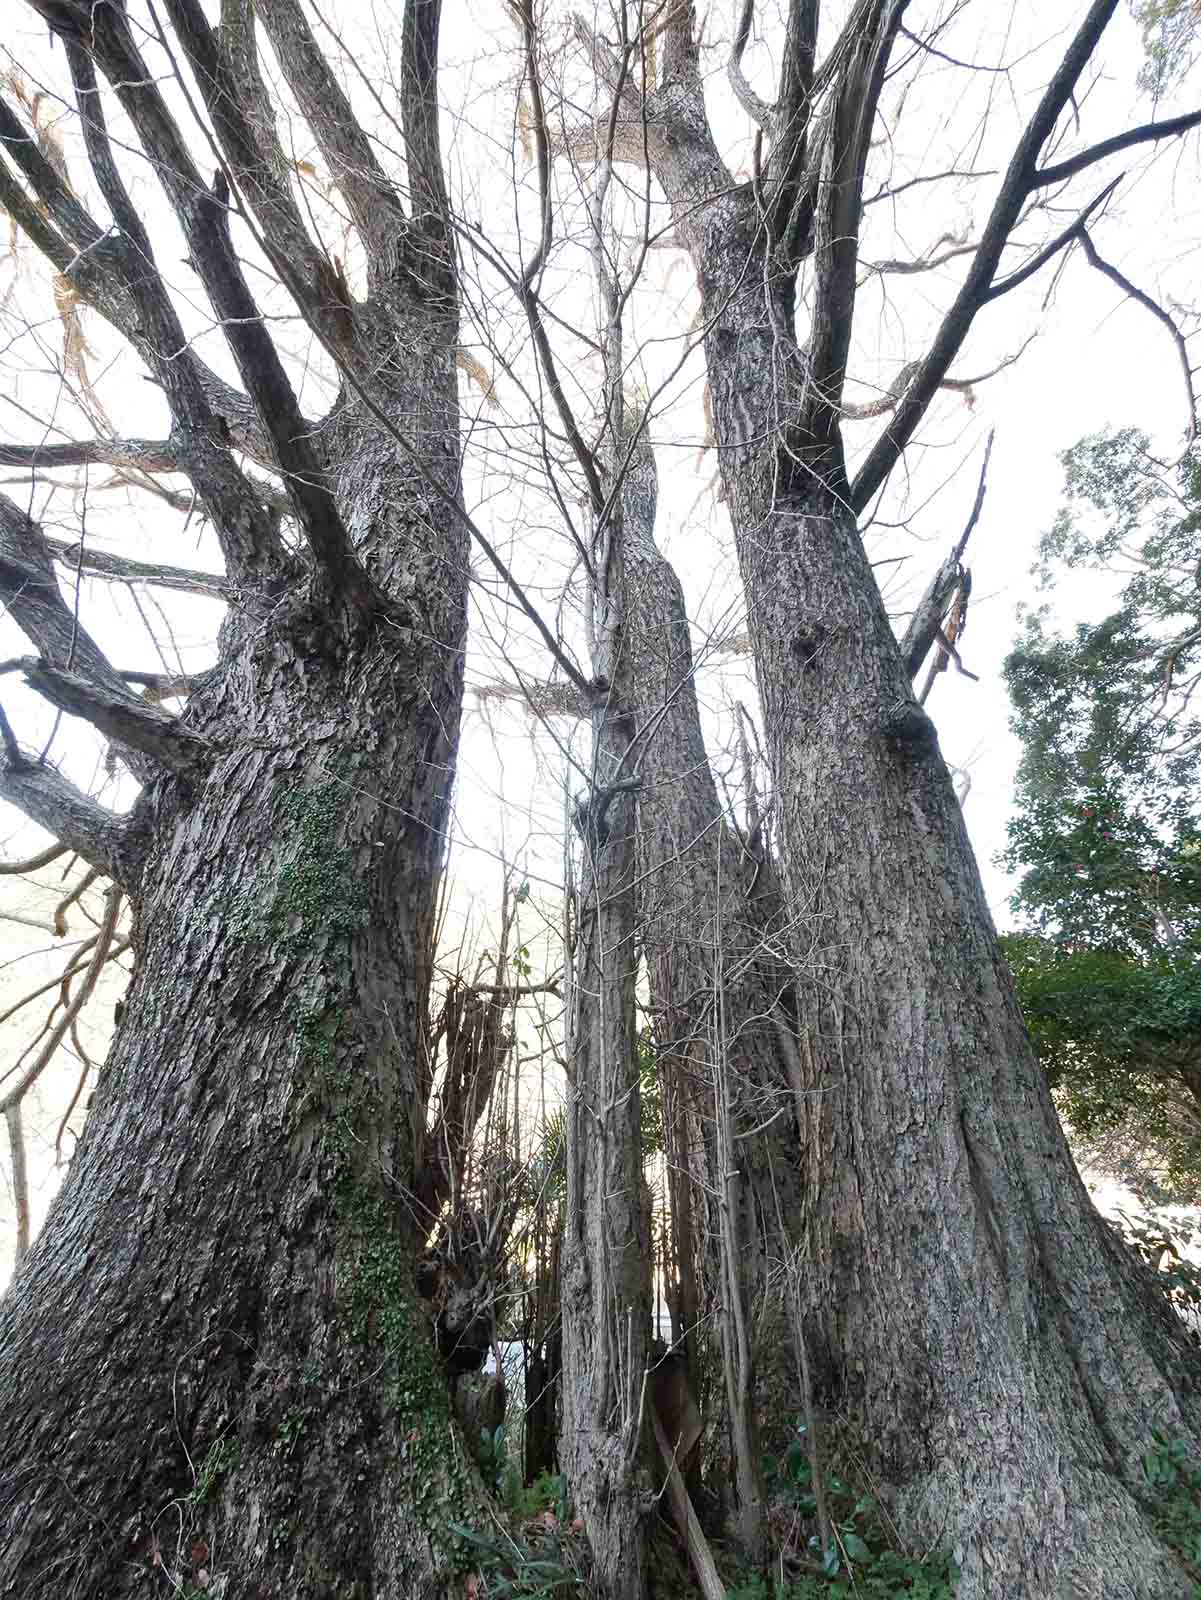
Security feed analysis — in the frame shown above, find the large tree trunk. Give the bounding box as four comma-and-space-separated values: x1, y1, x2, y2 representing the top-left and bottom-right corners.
0, 4, 488, 1594
728, 465, 1201, 1599
0, 392, 479, 1600
594, 10, 1201, 1596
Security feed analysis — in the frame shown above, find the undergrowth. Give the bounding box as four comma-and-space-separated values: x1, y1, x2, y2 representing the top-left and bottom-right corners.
727, 1428, 957, 1598
1143, 1433, 1201, 1593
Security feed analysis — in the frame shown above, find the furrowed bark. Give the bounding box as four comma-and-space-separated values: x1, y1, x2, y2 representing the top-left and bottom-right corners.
0, 757, 136, 885
19, 662, 210, 780
588, 4, 1201, 1593
619, 429, 804, 1543
560, 225, 651, 1594
0, 365, 477, 1600
562, 668, 650, 1600
0, 3, 483, 1595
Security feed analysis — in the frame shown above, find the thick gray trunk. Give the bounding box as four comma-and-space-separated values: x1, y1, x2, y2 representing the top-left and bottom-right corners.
623, 62, 1201, 1594
706, 296, 1201, 1599
0, 359, 481, 1598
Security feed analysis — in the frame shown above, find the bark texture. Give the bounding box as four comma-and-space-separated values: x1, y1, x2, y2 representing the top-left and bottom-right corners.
581, 4, 1201, 1593
619, 433, 805, 1538
0, 377, 478, 1600
561, 541, 652, 1600
0, 3, 486, 1595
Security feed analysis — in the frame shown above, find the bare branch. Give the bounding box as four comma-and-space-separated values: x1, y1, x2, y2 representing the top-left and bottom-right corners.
0, 501, 206, 782
571, 11, 638, 103
0, 932, 129, 1031
0, 883, 122, 1127
44, 539, 232, 600
400, 0, 454, 253
0, 89, 107, 257
729, 0, 776, 133
981, 178, 1118, 304
803, 1, 905, 438
0, 492, 130, 696
0, 438, 177, 475
514, 0, 554, 288
55, 1050, 92, 1165
0, 703, 24, 771
1, 429, 214, 483
5, 1102, 30, 1262
765, 0, 820, 254
865, 167, 997, 207
1034, 108, 1201, 188
39, 46, 295, 584
19, 660, 210, 782
116, 668, 215, 701
1077, 231, 1196, 441
0, 841, 68, 876
0, 757, 138, 886
135, 1, 354, 341
192, 167, 375, 608
900, 430, 993, 679
842, 338, 1033, 420
53, 863, 100, 938
864, 233, 977, 276
918, 613, 978, 704
659, 0, 700, 85
897, 22, 1008, 75
252, 0, 408, 258
71, 10, 372, 606
1, 59, 279, 478
850, 0, 1130, 513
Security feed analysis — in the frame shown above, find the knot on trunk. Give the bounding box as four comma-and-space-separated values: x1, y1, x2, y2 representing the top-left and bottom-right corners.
883, 698, 938, 753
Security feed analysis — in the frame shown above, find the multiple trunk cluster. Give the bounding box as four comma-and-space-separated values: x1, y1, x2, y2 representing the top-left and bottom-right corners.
0, 2, 1199, 1597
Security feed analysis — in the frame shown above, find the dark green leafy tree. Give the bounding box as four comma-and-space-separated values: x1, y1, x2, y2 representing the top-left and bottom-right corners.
1002, 429, 1201, 1190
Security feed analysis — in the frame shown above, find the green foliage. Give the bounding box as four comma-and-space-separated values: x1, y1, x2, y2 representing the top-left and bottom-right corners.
232, 778, 368, 955
184, 1436, 237, 1506
473, 1415, 565, 1523
269, 782, 369, 951
1113, 1208, 1201, 1333
273, 1403, 310, 1459
477, 1423, 508, 1495
519, 1110, 566, 1212
1134, 0, 1201, 95
739, 1431, 957, 1597
1000, 934, 1201, 1154
725, 1560, 957, 1600
500, 1468, 567, 1521
313, 998, 480, 1569
1001, 430, 1201, 1180
1143, 1433, 1201, 1586
448, 1520, 585, 1597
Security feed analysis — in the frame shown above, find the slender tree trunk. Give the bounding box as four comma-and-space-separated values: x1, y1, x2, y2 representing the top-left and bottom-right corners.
561, 679, 651, 1600
560, 420, 652, 1594
618, 437, 805, 1549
